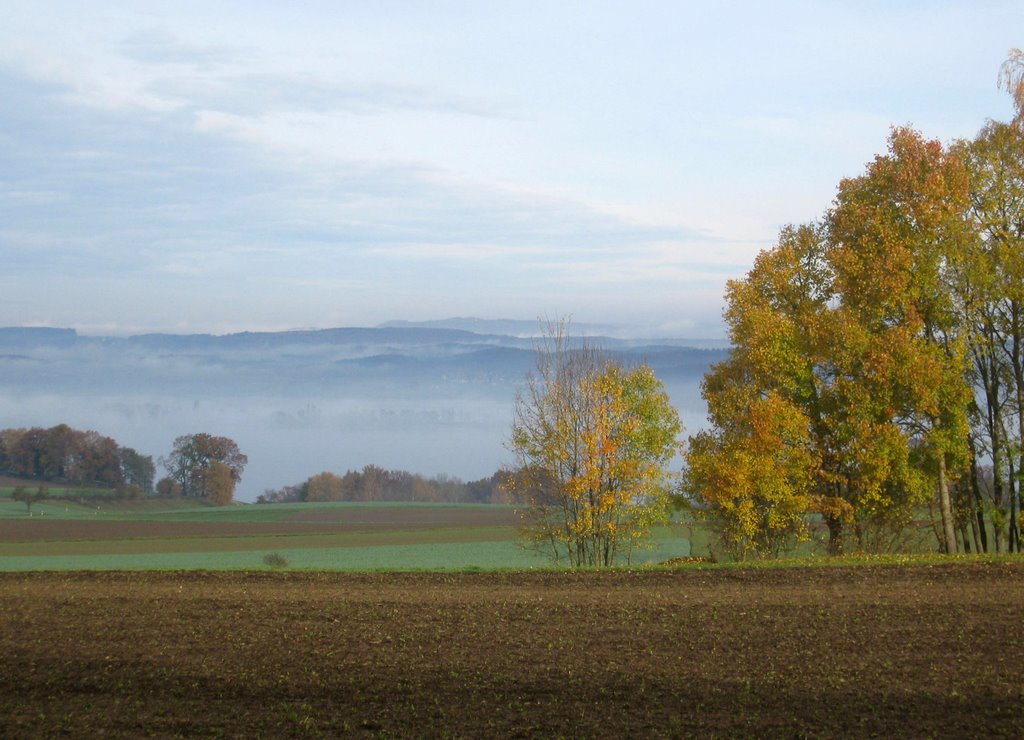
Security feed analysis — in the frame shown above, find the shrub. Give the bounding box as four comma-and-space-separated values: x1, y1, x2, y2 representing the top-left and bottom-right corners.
263, 552, 289, 569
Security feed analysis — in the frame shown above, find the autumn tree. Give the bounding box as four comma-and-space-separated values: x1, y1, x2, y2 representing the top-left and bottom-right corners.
118, 447, 156, 493
73, 430, 123, 487
999, 47, 1024, 125
40, 424, 76, 480
828, 126, 974, 554
155, 477, 182, 497
508, 320, 682, 567
0, 425, 152, 490
305, 471, 344, 501
957, 110, 1024, 552
161, 433, 247, 500
257, 467, 509, 504
684, 223, 912, 556
954, 48, 1024, 553
687, 130, 975, 557
685, 225, 839, 557
202, 462, 237, 506
6, 427, 48, 479
12, 486, 46, 513
686, 390, 817, 559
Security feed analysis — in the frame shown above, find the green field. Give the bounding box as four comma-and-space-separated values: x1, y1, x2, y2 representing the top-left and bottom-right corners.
3, 488, 958, 571
0, 540, 543, 571
0, 495, 698, 571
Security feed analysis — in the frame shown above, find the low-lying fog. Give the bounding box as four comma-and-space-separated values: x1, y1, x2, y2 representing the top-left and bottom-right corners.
0, 324, 724, 501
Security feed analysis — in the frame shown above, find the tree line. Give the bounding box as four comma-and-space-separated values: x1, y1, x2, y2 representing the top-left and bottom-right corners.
0, 427, 248, 507
0, 424, 155, 494
256, 465, 510, 505
683, 50, 1024, 559
1, 423, 511, 509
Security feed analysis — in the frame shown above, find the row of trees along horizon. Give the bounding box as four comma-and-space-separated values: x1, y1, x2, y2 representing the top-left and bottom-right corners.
0, 427, 244, 504
0, 424, 509, 507
3, 51, 1023, 565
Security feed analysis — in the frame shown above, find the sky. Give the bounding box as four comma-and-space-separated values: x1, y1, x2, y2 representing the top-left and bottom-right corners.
0, 1, 1020, 339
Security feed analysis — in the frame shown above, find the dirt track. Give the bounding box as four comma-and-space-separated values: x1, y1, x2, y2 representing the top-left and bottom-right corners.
2, 564, 1022, 737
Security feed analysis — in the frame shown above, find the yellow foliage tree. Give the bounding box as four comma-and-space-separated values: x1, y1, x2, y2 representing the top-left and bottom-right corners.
508, 321, 682, 567
829, 127, 974, 554
203, 461, 236, 506
686, 391, 816, 559
999, 48, 1024, 125
687, 129, 974, 557
305, 471, 345, 501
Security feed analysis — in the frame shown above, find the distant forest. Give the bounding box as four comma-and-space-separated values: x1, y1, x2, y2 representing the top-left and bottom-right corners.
257, 466, 511, 505
0, 424, 155, 493
0, 424, 511, 506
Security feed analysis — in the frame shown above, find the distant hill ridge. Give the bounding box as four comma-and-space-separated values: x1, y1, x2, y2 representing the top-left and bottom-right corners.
0, 324, 728, 397
0, 322, 727, 495
0, 327, 78, 348
0, 325, 507, 351
0, 323, 727, 352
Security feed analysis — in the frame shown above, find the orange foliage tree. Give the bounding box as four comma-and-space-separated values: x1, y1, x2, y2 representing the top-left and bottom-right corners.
829, 127, 973, 554
688, 51, 1024, 557
687, 129, 974, 557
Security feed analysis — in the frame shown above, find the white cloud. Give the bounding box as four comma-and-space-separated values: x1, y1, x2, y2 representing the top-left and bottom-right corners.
0, 1, 1019, 335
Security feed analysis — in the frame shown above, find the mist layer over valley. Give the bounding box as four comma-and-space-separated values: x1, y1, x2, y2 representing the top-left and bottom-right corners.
0, 322, 725, 501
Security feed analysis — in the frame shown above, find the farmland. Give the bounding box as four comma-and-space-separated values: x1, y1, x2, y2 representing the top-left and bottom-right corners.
2, 564, 1023, 736
3, 495, 1022, 735
0, 497, 698, 570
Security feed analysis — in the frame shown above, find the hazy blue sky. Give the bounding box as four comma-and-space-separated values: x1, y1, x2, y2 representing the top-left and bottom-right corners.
1, 1, 1019, 337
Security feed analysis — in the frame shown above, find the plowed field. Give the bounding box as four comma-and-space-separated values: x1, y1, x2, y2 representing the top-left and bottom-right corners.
2, 564, 1022, 737
0, 505, 517, 542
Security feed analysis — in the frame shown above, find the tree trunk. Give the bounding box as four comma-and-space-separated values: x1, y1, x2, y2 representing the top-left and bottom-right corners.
1010, 302, 1023, 553
959, 521, 972, 553
826, 515, 844, 556
1008, 456, 1020, 553
969, 444, 989, 552
937, 454, 958, 555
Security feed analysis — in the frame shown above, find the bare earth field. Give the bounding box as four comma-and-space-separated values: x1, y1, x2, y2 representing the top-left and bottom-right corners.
2, 564, 1022, 737
0, 505, 518, 542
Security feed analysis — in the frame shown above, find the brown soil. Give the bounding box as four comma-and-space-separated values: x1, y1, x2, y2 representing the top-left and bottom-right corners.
0, 506, 517, 542
2, 564, 1022, 737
